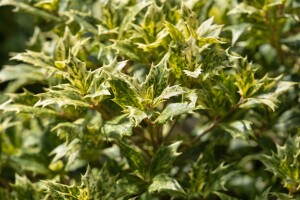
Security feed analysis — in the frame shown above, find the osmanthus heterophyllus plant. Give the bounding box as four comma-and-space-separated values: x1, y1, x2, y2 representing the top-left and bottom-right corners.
0, 0, 298, 199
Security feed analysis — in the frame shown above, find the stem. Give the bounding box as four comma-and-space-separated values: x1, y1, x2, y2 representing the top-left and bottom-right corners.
156, 125, 163, 145
145, 119, 158, 149
191, 98, 245, 145
129, 137, 151, 161
164, 116, 179, 142
90, 102, 110, 120
191, 117, 220, 144
133, 127, 151, 144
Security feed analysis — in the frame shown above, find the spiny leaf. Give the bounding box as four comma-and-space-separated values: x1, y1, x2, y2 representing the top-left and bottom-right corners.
118, 141, 146, 178
0, 0, 60, 21
109, 71, 142, 110
224, 23, 251, 46
118, 1, 151, 39
150, 141, 182, 177
101, 114, 134, 138
11, 175, 43, 200
34, 89, 91, 108
44, 181, 80, 199
0, 64, 45, 83
183, 65, 202, 78
260, 135, 300, 194
197, 17, 214, 37
141, 54, 170, 99
165, 21, 185, 44
142, 2, 165, 38
113, 40, 141, 61
213, 192, 239, 200
155, 102, 194, 124
221, 120, 254, 140
0, 100, 57, 116
153, 85, 186, 106
124, 106, 147, 127
11, 51, 55, 69
63, 10, 98, 34
241, 95, 278, 111
54, 38, 66, 61
148, 174, 186, 196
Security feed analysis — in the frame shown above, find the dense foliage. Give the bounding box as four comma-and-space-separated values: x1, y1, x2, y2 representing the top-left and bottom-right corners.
0, 0, 299, 199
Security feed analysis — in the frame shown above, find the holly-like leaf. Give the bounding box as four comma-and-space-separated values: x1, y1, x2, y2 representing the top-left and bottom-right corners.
11, 51, 55, 69
224, 23, 251, 46
11, 175, 43, 200
150, 141, 182, 177
0, 64, 45, 83
0, 0, 60, 21
183, 65, 202, 78
213, 192, 239, 200
155, 102, 194, 124
142, 2, 165, 38
0, 100, 57, 116
153, 85, 186, 106
221, 120, 254, 140
124, 106, 147, 127
260, 135, 300, 194
118, 1, 151, 39
148, 174, 186, 197
197, 17, 214, 37
241, 95, 278, 111
34, 88, 91, 108
141, 54, 170, 99
118, 141, 147, 178
101, 114, 134, 138
108, 71, 142, 109
165, 21, 185, 44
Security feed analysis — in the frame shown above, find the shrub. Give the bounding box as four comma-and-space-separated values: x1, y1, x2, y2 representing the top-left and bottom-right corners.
0, 0, 299, 199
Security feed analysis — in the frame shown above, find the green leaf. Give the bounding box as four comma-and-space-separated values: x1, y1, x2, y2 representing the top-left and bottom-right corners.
113, 40, 141, 61
148, 174, 186, 196
118, 1, 151, 39
35, 88, 91, 108
12, 175, 43, 200
0, 64, 45, 83
227, 3, 259, 15
11, 51, 55, 69
45, 165, 119, 199
221, 120, 254, 140
142, 2, 165, 38
118, 141, 146, 178
254, 187, 271, 200
109, 71, 142, 110
153, 85, 186, 106
224, 23, 251, 46
101, 114, 134, 138
241, 95, 278, 111
0, 0, 60, 21
213, 192, 239, 200
44, 181, 80, 199
259, 135, 300, 194
183, 65, 202, 78
150, 141, 182, 177
197, 17, 214, 37
54, 38, 66, 61
136, 30, 168, 52
0, 100, 57, 116
141, 54, 170, 99
124, 106, 147, 127
63, 10, 98, 34
165, 21, 185, 44
155, 102, 194, 124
